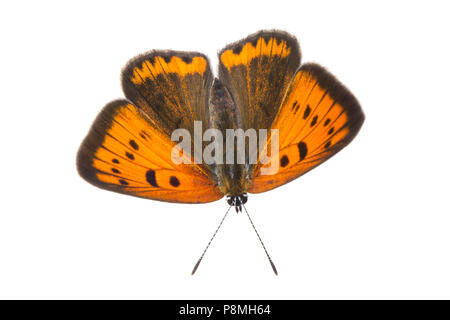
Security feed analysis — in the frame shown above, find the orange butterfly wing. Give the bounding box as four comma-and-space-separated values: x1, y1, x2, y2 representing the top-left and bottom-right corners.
248, 63, 365, 193
218, 30, 300, 132
78, 51, 223, 203
77, 101, 223, 203
121, 50, 215, 172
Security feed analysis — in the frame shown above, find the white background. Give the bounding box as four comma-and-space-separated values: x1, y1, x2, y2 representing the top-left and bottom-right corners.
1, 0, 449, 299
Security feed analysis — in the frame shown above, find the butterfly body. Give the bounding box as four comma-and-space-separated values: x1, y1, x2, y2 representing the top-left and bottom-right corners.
78, 30, 364, 205
226, 194, 248, 213
208, 78, 249, 197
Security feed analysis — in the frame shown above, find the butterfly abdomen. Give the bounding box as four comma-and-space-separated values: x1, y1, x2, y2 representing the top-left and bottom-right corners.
208, 79, 249, 196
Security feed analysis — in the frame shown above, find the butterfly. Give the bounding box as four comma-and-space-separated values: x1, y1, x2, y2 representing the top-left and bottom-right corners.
77, 30, 364, 274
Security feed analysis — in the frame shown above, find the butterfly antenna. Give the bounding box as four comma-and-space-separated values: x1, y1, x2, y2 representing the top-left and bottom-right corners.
191, 206, 232, 275
242, 204, 278, 275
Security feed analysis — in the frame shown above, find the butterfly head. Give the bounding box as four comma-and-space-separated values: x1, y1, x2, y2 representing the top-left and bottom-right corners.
226, 193, 248, 213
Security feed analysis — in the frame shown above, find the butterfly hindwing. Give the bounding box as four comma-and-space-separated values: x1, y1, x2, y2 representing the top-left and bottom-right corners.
218, 30, 301, 132
121, 50, 213, 142
248, 63, 365, 193
77, 100, 223, 203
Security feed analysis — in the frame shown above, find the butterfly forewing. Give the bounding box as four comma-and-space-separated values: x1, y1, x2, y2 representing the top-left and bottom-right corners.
77, 100, 223, 203
248, 63, 365, 193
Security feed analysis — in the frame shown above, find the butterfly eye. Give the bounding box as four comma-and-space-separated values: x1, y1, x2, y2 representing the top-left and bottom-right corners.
240, 193, 248, 204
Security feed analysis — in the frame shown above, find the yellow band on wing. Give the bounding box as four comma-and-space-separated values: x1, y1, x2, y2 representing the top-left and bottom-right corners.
130, 56, 207, 84
220, 37, 291, 69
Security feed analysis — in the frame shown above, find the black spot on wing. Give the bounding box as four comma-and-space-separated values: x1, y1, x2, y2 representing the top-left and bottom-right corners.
328, 127, 334, 135
297, 141, 308, 161
112, 158, 119, 164
291, 101, 299, 113
140, 130, 151, 140
111, 168, 120, 174
129, 140, 139, 150
169, 176, 180, 187
324, 141, 331, 149
280, 155, 289, 167
119, 179, 129, 186
310, 115, 318, 127
303, 105, 311, 119
324, 118, 331, 126
146, 169, 158, 187
126, 152, 135, 160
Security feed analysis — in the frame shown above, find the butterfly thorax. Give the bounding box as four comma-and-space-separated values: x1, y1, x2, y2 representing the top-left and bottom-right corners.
208, 79, 249, 196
